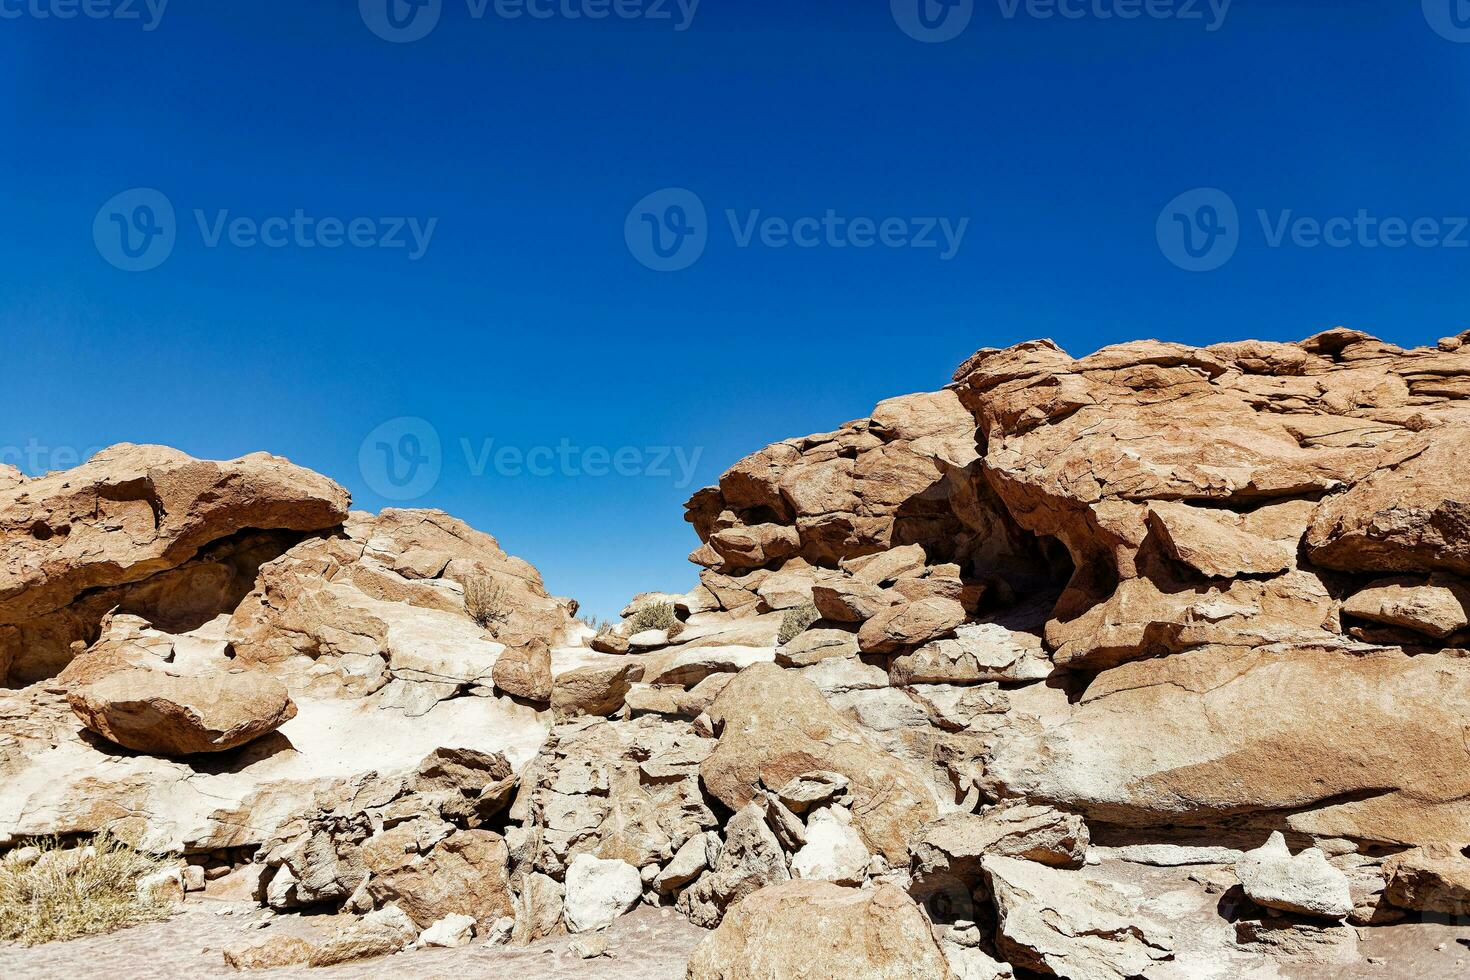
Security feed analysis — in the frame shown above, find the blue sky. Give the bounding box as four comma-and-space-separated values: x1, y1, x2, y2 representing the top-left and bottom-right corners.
3, 1, 1469, 618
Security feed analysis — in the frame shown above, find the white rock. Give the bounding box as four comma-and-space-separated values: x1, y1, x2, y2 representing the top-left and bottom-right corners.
1105, 844, 1243, 866
797, 656, 888, 695
136, 866, 185, 904
418, 913, 476, 948
563, 854, 642, 933
484, 916, 515, 946
656, 833, 710, 893
790, 807, 871, 886
1235, 832, 1353, 920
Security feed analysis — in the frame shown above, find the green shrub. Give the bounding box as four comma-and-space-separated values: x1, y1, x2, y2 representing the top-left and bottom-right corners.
625, 601, 678, 634
0, 834, 175, 946
778, 602, 820, 645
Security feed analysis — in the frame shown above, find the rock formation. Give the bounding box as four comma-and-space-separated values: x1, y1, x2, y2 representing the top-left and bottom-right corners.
3, 326, 1470, 978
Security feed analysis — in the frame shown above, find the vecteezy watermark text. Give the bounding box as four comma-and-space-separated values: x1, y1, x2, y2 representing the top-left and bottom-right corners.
359, 418, 705, 501
891, 0, 1230, 43
93, 188, 438, 272
0, 0, 167, 30
359, 0, 698, 43
1, 440, 106, 474
625, 188, 970, 272
1157, 187, 1470, 272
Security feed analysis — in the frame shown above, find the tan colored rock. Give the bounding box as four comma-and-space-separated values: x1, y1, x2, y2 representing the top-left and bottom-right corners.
984, 855, 1173, 980
700, 663, 936, 862
1146, 499, 1312, 578
1341, 575, 1470, 639
774, 628, 859, 667
686, 880, 951, 980
552, 662, 643, 719
677, 802, 789, 928
0, 444, 349, 630
1385, 843, 1470, 917
810, 578, 895, 623
710, 523, 801, 570
68, 667, 296, 755
1308, 428, 1470, 576
222, 936, 317, 970
1235, 832, 1353, 919
889, 622, 1050, 685
984, 642, 1470, 848
366, 829, 513, 929
856, 597, 965, 654
912, 802, 1088, 883
492, 639, 553, 702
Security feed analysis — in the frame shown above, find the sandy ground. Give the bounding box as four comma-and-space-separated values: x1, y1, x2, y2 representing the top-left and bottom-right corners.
0, 900, 709, 980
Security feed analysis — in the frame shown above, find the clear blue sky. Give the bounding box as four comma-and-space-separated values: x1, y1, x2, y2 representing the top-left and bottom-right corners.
4, 1, 1469, 619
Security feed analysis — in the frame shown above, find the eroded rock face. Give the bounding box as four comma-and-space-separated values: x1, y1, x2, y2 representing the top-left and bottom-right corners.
0, 444, 349, 631
68, 668, 297, 755
700, 663, 936, 863
685, 880, 952, 980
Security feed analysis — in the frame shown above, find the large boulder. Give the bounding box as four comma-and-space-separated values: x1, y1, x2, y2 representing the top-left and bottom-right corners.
700, 663, 936, 862
685, 880, 951, 980
1235, 832, 1353, 920
68, 667, 297, 755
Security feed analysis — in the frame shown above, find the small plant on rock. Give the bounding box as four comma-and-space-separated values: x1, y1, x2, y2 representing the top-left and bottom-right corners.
625, 600, 678, 634
779, 601, 820, 645
464, 575, 511, 629
0, 834, 175, 946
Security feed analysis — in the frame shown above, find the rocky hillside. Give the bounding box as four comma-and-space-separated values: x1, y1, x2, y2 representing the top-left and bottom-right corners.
3, 329, 1469, 978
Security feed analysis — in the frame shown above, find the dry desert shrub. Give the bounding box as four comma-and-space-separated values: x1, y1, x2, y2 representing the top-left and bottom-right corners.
464, 575, 511, 629
778, 602, 820, 645
625, 600, 678, 634
0, 834, 175, 946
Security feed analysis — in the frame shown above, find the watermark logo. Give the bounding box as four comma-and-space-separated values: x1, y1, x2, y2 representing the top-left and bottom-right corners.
360, 417, 443, 501
1157, 187, 1239, 272
360, 0, 442, 43
360, 0, 698, 42
0, 0, 169, 30
892, 0, 974, 43
1424, 0, 1470, 42
1158, 188, 1470, 271
93, 188, 176, 272
626, 188, 708, 272
626, 188, 971, 272
93, 189, 439, 270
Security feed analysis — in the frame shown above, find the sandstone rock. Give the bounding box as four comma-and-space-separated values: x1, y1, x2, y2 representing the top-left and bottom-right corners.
856, 597, 965, 654
797, 656, 888, 696
590, 630, 630, 654
1236, 832, 1353, 920
135, 866, 185, 904
511, 871, 565, 944
774, 628, 859, 667
912, 803, 1088, 884
655, 832, 711, 893
309, 904, 418, 967
677, 802, 790, 928
983, 642, 1470, 848
984, 855, 1173, 980
222, 936, 317, 970
686, 880, 951, 980
491, 639, 553, 702
418, 912, 476, 948
790, 806, 869, 885
1384, 843, 1470, 916
0, 444, 349, 632
889, 622, 1050, 685
811, 579, 895, 623
1146, 499, 1311, 578
701, 664, 936, 862
68, 668, 296, 755
767, 771, 849, 814
367, 829, 513, 930
552, 662, 642, 719
563, 853, 641, 932
1341, 575, 1470, 639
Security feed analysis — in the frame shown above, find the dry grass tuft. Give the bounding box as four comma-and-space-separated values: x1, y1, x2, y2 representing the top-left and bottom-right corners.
778, 602, 820, 645
464, 575, 512, 629
0, 834, 175, 946
625, 601, 678, 634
